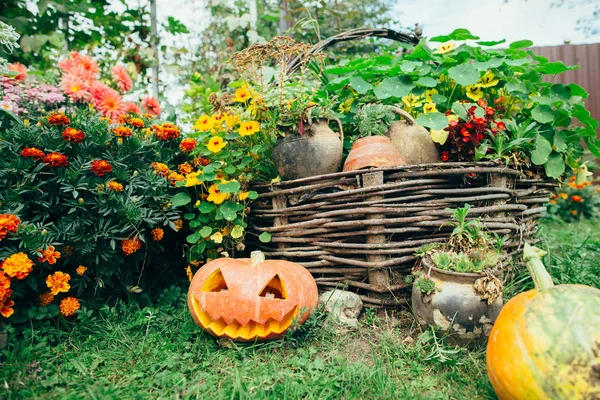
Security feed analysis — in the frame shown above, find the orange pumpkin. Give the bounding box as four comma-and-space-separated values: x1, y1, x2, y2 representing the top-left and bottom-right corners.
187, 251, 318, 341
487, 244, 600, 399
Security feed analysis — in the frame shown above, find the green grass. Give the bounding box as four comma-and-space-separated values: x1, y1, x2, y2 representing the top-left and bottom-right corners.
1, 219, 599, 399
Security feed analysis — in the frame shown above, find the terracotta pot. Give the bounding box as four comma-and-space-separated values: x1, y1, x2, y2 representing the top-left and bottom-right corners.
412, 256, 503, 346
272, 118, 343, 180
343, 136, 405, 172
386, 107, 440, 165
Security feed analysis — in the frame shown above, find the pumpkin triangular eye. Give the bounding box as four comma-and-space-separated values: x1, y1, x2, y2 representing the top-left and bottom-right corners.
259, 274, 287, 299
201, 269, 228, 292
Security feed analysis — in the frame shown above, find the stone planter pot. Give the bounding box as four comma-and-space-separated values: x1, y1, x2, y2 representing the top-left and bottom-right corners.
412, 256, 503, 346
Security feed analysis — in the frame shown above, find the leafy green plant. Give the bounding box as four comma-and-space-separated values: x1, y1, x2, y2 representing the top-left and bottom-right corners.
414, 276, 436, 295
355, 103, 396, 137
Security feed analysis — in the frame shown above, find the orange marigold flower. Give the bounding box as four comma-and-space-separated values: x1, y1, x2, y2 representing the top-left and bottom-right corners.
107, 181, 124, 192
0, 272, 11, 301
151, 162, 170, 177
76, 265, 87, 275
174, 219, 183, 232
63, 245, 74, 256
153, 123, 181, 140
576, 183, 586, 189
193, 157, 210, 167
60, 296, 81, 317
40, 292, 54, 306
48, 113, 70, 126
46, 271, 71, 295
43, 152, 68, 167
113, 126, 133, 138
0, 214, 20, 241
38, 245, 61, 265
21, 147, 45, 160
91, 159, 113, 177
178, 162, 194, 175
1, 253, 34, 280
151, 228, 164, 241
121, 237, 142, 256
168, 171, 185, 185
128, 117, 144, 128
179, 138, 198, 153
571, 210, 578, 215
142, 113, 154, 119
0, 298, 15, 318
571, 195, 584, 203
62, 127, 85, 143
550, 199, 557, 205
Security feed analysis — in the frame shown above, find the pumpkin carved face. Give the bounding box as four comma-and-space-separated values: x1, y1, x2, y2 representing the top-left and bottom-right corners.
187, 252, 318, 341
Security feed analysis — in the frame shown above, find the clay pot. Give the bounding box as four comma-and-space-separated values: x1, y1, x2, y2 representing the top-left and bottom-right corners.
412, 256, 503, 346
386, 107, 440, 165
272, 118, 343, 180
343, 136, 405, 172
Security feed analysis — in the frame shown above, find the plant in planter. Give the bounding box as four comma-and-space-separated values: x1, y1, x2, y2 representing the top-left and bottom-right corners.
412, 204, 506, 345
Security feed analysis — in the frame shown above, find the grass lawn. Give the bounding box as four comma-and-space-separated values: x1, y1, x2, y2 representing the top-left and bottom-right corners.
1, 219, 599, 399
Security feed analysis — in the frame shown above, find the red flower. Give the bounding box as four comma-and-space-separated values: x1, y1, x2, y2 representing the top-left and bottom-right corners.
142, 96, 161, 117
477, 98, 487, 107
62, 127, 85, 143
43, 152, 68, 167
495, 121, 506, 131
441, 151, 449, 162
21, 147, 45, 160
38, 246, 61, 265
179, 138, 198, 153
90, 160, 113, 177
571, 195, 584, 203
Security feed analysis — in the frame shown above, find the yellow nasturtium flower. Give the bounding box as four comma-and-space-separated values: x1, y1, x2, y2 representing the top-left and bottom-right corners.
223, 113, 240, 128
402, 93, 424, 108
423, 103, 437, 114
465, 85, 484, 101
210, 232, 223, 244
239, 191, 250, 200
194, 115, 215, 132
184, 171, 203, 187
338, 98, 355, 113
435, 42, 456, 54
206, 136, 226, 153
207, 184, 229, 204
425, 88, 439, 102
478, 71, 499, 88
232, 84, 252, 103
239, 121, 260, 137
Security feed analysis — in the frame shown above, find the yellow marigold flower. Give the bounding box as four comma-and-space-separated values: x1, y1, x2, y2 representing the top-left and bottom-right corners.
184, 171, 203, 187
223, 113, 240, 129
46, 271, 71, 295
2, 252, 34, 280
151, 228, 164, 241
232, 84, 252, 103
168, 171, 185, 186
560, 192, 568, 199
239, 191, 250, 201
210, 232, 223, 244
108, 181, 124, 192
425, 89, 439, 102
423, 102, 437, 114
207, 184, 229, 205
174, 219, 183, 232
186, 266, 194, 282
40, 292, 54, 306
178, 162, 194, 175
478, 71, 499, 88
60, 296, 80, 317
193, 115, 215, 132
76, 266, 87, 275
38, 245, 61, 265
206, 136, 226, 153
0, 298, 14, 318
401, 93, 423, 108
435, 42, 456, 54
121, 237, 142, 256
465, 85, 484, 101
239, 121, 260, 137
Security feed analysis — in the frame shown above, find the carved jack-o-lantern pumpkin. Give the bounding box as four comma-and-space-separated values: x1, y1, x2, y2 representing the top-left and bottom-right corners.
187, 251, 318, 341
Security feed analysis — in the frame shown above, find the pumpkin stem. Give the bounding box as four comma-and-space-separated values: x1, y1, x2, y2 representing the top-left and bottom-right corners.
251, 251, 265, 266
523, 243, 554, 290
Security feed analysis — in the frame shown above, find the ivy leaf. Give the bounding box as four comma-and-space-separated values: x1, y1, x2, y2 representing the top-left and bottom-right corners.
348, 76, 373, 94
530, 134, 552, 165
447, 64, 480, 86
186, 232, 202, 244
536, 61, 578, 75
544, 152, 565, 178
199, 226, 212, 238
509, 39, 533, 49
373, 76, 414, 99
415, 77, 438, 87
219, 201, 239, 221
531, 105, 555, 124
416, 112, 449, 130
171, 193, 191, 207
218, 181, 241, 194
259, 232, 272, 243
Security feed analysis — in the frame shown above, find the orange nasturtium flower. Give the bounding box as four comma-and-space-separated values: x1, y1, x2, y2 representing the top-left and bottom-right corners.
1, 252, 34, 280
38, 245, 61, 265
60, 297, 81, 317
559, 193, 568, 199
46, 271, 71, 295
206, 136, 226, 153
239, 121, 260, 136
207, 184, 229, 204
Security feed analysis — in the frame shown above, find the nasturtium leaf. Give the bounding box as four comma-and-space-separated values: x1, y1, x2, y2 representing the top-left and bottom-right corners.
224, 165, 236, 174
231, 225, 244, 239
189, 220, 202, 229
531, 105, 555, 124
200, 226, 212, 238
184, 213, 195, 220
219, 201, 239, 221
199, 202, 214, 214
535, 61, 578, 75
545, 152, 565, 179
191, 241, 206, 256
416, 112, 449, 130
572, 104, 599, 130
531, 96, 553, 106
505, 81, 527, 93
567, 83, 588, 98
505, 58, 529, 66
415, 77, 438, 87
476, 39, 506, 46
550, 84, 571, 100
585, 137, 600, 159
218, 181, 241, 194
553, 131, 567, 153
530, 134, 552, 165
348, 76, 373, 94
430, 28, 480, 42
430, 94, 448, 104
509, 39, 533, 49
186, 232, 202, 244
447, 64, 480, 86
171, 192, 191, 207
259, 232, 272, 243
430, 129, 449, 145
400, 61, 422, 73
373, 76, 415, 99
248, 191, 259, 200
553, 109, 572, 128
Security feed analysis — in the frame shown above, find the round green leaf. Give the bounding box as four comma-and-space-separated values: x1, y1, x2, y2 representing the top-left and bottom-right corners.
447, 64, 480, 86
373, 77, 415, 100
199, 226, 213, 238
415, 77, 438, 87
171, 192, 191, 207
231, 225, 244, 239
530, 134, 552, 165
531, 105, 555, 124
219, 201, 239, 221
186, 232, 202, 244
348, 76, 373, 95
544, 152, 565, 178
259, 232, 272, 243
416, 112, 449, 130
218, 181, 241, 194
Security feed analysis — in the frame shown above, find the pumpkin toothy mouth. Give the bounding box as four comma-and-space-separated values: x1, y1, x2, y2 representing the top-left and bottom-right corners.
190, 297, 298, 341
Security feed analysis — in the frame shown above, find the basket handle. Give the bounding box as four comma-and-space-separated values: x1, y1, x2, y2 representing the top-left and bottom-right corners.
389, 106, 417, 126
286, 27, 420, 77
